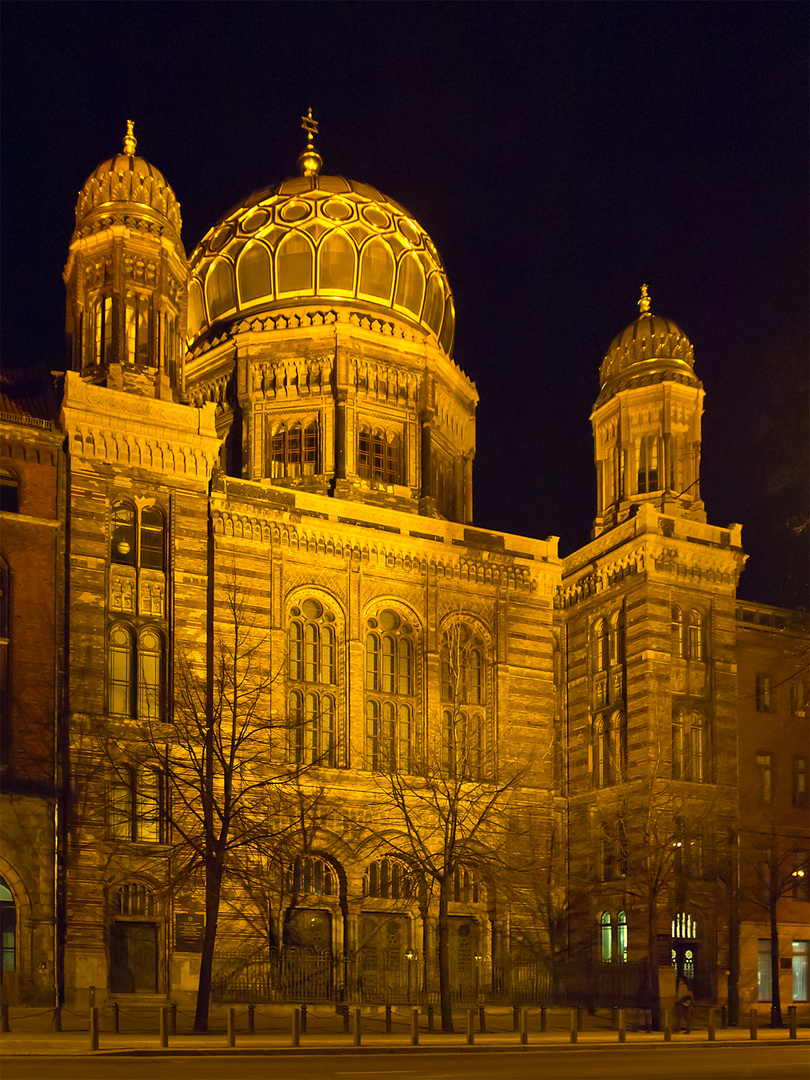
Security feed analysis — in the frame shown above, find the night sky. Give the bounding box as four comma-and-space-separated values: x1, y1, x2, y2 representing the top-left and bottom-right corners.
2, 2, 807, 608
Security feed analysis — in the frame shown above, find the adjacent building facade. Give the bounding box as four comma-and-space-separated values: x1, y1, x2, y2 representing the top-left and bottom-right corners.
0, 122, 806, 1018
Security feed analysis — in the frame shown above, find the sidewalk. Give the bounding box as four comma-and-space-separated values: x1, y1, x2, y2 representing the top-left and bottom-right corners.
1, 1004, 807, 1056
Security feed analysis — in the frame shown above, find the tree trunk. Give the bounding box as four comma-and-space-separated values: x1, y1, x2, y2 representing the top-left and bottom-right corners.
769, 895, 782, 1027
647, 903, 662, 1030
193, 861, 223, 1033
437, 880, 454, 1033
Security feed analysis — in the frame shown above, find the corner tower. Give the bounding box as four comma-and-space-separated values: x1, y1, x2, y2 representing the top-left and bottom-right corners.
183, 114, 477, 522
591, 286, 705, 537
64, 122, 187, 400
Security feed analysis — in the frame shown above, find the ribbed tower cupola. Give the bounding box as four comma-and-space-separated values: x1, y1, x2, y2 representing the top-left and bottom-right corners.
64, 122, 188, 400
591, 286, 706, 537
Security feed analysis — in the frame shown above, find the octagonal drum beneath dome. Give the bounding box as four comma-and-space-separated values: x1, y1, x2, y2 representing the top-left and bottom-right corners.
187, 176, 455, 356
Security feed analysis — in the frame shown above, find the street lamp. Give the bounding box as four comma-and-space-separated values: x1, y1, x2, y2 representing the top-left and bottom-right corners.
405, 949, 415, 1004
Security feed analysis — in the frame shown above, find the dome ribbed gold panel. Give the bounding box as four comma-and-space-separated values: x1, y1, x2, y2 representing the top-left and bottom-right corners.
187, 175, 455, 356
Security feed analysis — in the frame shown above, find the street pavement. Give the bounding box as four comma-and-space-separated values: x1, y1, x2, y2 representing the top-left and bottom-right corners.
1, 1003, 807, 1056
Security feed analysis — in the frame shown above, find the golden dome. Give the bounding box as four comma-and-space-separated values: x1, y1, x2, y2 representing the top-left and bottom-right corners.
72, 122, 182, 240
187, 174, 455, 356
597, 286, 697, 406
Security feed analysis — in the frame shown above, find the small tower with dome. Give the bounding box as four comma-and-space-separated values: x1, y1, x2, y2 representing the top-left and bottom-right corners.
64, 122, 187, 400
591, 286, 706, 536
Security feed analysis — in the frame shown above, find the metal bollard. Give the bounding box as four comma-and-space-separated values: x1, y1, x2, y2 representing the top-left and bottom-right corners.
520, 1007, 528, 1046
353, 1008, 361, 1046
111, 1001, 118, 1034
466, 1008, 475, 1045
721, 1004, 728, 1028
664, 1007, 672, 1042
611, 1007, 618, 1030
708, 1007, 716, 1041
292, 1007, 300, 1047
89, 985, 96, 1010
385, 1004, 392, 1034
788, 1006, 797, 1039
89, 1006, 99, 1051
300, 1004, 307, 1034
479, 1004, 486, 1033
227, 1007, 236, 1047
248, 1003, 255, 1035
411, 1006, 419, 1045
570, 1007, 578, 1043
427, 1004, 434, 1032
540, 1005, 547, 1032
749, 1008, 757, 1040
342, 1004, 350, 1034
618, 1008, 626, 1043
170, 1002, 177, 1035
513, 1004, 520, 1031
577, 1005, 583, 1031
159, 1006, 168, 1048
51, 1006, 62, 1032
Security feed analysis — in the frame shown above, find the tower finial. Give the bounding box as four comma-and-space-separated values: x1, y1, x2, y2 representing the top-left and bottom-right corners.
123, 119, 137, 156
638, 283, 651, 315
298, 108, 323, 177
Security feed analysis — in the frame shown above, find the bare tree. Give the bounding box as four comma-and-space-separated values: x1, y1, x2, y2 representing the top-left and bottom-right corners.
737, 828, 809, 1027
360, 621, 531, 1032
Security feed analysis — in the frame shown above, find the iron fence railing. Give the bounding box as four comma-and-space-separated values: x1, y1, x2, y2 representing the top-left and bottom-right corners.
212, 949, 645, 1009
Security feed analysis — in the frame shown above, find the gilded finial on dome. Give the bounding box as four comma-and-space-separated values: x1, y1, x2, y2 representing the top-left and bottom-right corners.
638, 283, 651, 315
123, 119, 137, 156
298, 108, 323, 177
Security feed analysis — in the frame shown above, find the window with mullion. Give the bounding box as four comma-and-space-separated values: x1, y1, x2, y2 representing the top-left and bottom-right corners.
365, 615, 416, 773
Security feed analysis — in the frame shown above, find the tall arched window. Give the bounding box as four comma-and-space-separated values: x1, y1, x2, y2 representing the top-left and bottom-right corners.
593, 716, 611, 788
111, 501, 165, 570
358, 238, 394, 299
363, 858, 413, 900
394, 252, 425, 316
440, 624, 488, 780
594, 620, 609, 673
93, 294, 113, 364
365, 608, 415, 773
617, 911, 628, 962
108, 625, 164, 722
124, 292, 150, 364
318, 232, 356, 292
687, 610, 704, 661
205, 259, 235, 322
110, 765, 164, 842
237, 242, 272, 305
689, 710, 705, 782
288, 856, 335, 896
137, 628, 163, 722
277, 233, 314, 294
289, 599, 338, 767
452, 867, 480, 904
672, 606, 685, 659
600, 912, 612, 962
637, 435, 660, 493
109, 625, 134, 717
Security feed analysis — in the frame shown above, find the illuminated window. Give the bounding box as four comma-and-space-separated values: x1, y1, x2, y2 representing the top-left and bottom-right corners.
613, 447, 626, 502
439, 294, 455, 354
108, 625, 164, 722
358, 428, 401, 484
318, 232, 355, 292
600, 913, 612, 962
593, 716, 611, 788
93, 295, 113, 364
423, 274, 444, 334
188, 280, 205, 338
277, 233, 313, 294
793, 941, 808, 1002
617, 911, 628, 962
358, 238, 394, 299
124, 292, 150, 364
758, 939, 772, 1001
637, 435, 660, 493
394, 252, 424, 315
205, 259, 235, 322
756, 674, 773, 713
269, 421, 318, 478
237, 243, 272, 304
109, 765, 164, 843
791, 682, 809, 718
687, 611, 704, 661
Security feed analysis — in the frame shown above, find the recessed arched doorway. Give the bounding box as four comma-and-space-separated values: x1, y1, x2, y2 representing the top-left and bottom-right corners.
0, 875, 16, 1004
